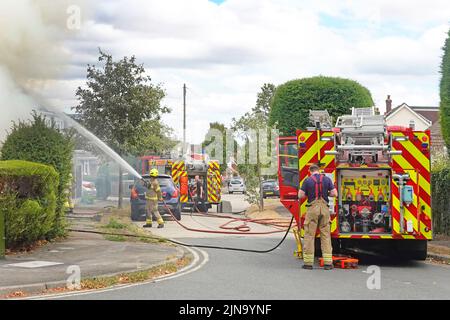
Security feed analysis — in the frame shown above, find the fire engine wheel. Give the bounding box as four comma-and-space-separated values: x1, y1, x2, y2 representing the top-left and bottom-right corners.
340, 239, 428, 260
395, 240, 428, 260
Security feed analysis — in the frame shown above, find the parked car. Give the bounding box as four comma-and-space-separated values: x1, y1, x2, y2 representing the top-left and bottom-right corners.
228, 178, 246, 194
82, 181, 97, 197
130, 174, 181, 221
262, 179, 280, 198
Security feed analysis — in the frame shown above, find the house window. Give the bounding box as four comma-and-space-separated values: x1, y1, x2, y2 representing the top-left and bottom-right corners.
409, 120, 415, 130
83, 161, 90, 176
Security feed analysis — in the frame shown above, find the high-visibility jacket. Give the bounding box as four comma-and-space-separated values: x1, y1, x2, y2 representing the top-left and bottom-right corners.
145, 178, 162, 201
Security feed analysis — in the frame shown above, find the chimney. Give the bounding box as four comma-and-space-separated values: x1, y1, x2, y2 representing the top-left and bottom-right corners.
385, 95, 392, 114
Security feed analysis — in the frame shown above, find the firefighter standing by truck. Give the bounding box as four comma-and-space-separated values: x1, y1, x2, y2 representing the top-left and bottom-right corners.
194, 175, 207, 212
298, 164, 337, 270
143, 169, 165, 229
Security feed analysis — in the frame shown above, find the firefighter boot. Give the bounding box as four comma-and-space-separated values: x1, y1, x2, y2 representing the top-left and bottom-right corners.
157, 218, 164, 229
143, 219, 153, 228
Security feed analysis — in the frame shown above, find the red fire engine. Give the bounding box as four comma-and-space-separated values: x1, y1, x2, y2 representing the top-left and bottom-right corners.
278, 110, 432, 259
140, 154, 223, 212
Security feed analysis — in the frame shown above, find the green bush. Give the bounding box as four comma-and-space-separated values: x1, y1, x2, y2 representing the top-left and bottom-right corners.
0, 160, 59, 248
439, 29, 450, 150
1, 113, 74, 237
269, 76, 373, 135
431, 160, 450, 236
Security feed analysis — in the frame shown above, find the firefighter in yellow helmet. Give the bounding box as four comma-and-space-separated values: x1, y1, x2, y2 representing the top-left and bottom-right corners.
143, 168, 165, 228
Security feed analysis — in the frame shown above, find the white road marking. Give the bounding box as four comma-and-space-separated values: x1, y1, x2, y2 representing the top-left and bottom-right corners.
6, 261, 64, 268
24, 246, 208, 300
154, 245, 209, 283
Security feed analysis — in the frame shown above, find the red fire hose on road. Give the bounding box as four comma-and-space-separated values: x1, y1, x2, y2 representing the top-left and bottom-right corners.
166, 188, 291, 235
70, 187, 295, 254
158, 199, 295, 253
162, 200, 290, 235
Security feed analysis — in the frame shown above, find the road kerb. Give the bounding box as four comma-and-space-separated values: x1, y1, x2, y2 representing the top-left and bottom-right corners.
0, 245, 188, 298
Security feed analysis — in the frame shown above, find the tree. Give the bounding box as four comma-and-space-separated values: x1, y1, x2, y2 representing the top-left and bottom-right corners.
440, 29, 450, 151
1, 112, 74, 237
203, 122, 226, 170
127, 120, 177, 156
254, 83, 276, 119
232, 84, 277, 211
269, 76, 373, 136
73, 49, 170, 208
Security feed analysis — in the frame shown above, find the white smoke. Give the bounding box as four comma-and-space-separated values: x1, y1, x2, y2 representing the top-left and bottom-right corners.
0, 0, 89, 142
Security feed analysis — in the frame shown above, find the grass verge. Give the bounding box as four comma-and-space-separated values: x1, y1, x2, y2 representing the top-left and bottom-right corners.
96, 206, 172, 246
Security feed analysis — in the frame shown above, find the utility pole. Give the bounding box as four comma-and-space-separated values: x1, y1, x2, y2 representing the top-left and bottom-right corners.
183, 83, 186, 156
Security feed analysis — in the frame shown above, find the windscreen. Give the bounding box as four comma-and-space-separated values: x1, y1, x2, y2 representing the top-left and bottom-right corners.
157, 177, 173, 187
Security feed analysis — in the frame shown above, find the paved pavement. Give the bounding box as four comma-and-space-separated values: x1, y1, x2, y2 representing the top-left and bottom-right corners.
0, 231, 184, 296
221, 193, 250, 211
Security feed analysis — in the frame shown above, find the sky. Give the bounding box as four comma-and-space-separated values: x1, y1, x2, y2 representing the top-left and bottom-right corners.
35, 0, 449, 144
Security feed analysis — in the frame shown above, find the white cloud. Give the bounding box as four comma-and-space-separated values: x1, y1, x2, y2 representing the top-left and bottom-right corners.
27, 0, 450, 144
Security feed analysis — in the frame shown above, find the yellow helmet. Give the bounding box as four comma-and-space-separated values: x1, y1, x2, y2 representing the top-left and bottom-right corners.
150, 168, 159, 177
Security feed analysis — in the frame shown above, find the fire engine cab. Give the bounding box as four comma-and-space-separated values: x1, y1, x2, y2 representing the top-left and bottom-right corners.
278, 109, 432, 260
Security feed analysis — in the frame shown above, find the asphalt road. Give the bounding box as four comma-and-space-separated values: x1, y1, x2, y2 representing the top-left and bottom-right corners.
41, 194, 450, 300
45, 237, 450, 300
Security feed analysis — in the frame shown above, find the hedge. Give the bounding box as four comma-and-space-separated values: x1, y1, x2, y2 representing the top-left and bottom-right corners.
431, 162, 450, 236
439, 29, 450, 149
269, 76, 373, 136
0, 160, 59, 248
1, 113, 74, 237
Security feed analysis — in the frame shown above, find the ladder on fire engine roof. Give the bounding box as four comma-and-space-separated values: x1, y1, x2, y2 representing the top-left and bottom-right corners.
351, 107, 375, 117
333, 113, 388, 158
335, 114, 385, 136
307, 110, 333, 130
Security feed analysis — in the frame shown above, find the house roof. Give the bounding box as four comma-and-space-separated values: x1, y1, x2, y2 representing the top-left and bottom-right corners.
409, 106, 440, 123
385, 103, 432, 127
386, 103, 439, 124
